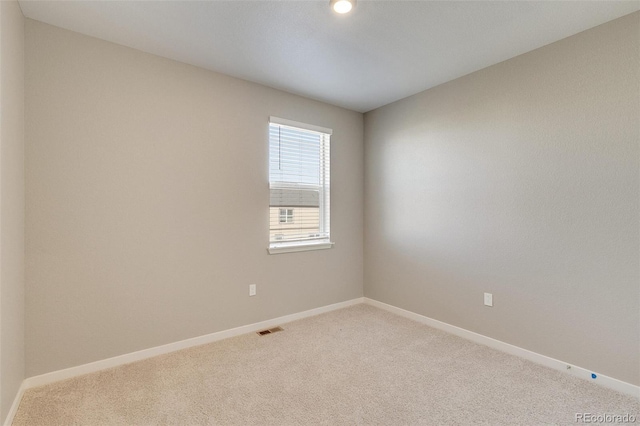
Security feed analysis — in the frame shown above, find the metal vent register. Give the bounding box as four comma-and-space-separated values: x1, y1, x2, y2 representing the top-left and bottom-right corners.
257, 326, 284, 336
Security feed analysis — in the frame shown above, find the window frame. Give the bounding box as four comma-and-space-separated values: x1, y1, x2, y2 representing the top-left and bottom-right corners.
278, 208, 294, 224
267, 117, 334, 255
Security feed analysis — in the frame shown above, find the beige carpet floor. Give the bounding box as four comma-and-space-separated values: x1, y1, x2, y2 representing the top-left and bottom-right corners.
13, 304, 640, 425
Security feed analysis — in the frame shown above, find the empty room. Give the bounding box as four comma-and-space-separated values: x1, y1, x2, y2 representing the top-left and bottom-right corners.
1, 0, 639, 424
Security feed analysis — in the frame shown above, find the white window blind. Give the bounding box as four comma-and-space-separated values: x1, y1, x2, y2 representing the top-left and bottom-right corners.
269, 117, 331, 251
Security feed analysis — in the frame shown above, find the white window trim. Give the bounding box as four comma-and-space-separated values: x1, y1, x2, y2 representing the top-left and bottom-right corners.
267, 241, 335, 255
278, 208, 294, 224
269, 116, 333, 135
268, 117, 334, 255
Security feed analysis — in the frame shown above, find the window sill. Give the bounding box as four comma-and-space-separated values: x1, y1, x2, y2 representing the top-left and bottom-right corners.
268, 241, 334, 255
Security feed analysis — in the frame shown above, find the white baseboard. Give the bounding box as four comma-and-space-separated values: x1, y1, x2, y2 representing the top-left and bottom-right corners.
3, 381, 27, 426
364, 297, 639, 398
23, 297, 364, 391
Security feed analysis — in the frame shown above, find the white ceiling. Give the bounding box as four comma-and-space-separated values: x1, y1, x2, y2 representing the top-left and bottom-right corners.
18, 1, 640, 112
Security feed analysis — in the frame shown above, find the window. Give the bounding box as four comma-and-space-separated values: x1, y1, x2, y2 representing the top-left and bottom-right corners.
268, 117, 333, 254
279, 208, 294, 223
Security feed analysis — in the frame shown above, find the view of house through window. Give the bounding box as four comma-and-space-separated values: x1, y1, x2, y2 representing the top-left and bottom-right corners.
269, 117, 331, 248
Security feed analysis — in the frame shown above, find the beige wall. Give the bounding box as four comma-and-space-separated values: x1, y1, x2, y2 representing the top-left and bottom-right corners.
364, 13, 639, 385
0, 0, 25, 420
25, 20, 364, 377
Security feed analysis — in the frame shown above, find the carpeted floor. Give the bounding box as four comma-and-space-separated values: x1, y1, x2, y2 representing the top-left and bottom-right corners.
13, 304, 639, 425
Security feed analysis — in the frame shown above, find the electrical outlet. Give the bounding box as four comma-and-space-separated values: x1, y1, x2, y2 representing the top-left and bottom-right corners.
249, 284, 256, 296
484, 292, 493, 307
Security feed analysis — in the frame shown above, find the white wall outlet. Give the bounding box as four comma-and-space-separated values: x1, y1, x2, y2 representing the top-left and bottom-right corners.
484, 292, 493, 307
249, 284, 256, 296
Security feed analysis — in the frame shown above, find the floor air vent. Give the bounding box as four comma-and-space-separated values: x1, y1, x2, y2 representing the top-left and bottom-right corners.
257, 326, 283, 336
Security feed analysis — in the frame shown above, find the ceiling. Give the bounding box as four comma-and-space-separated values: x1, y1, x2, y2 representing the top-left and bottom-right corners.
18, 1, 640, 113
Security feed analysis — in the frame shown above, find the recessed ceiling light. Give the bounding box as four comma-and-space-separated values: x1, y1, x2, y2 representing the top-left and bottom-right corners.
331, 0, 355, 14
